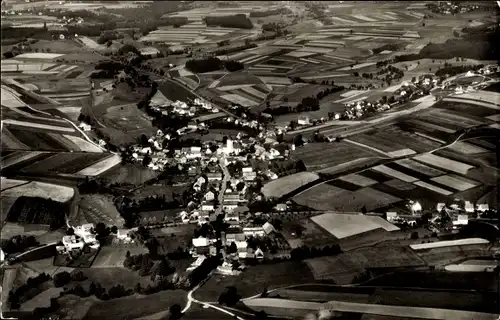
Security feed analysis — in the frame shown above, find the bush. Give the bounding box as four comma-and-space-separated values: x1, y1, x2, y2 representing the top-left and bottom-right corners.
185, 57, 223, 73
1, 235, 39, 254
71, 271, 87, 282
53, 271, 72, 287
203, 14, 253, 29
410, 232, 419, 239
224, 60, 244, 72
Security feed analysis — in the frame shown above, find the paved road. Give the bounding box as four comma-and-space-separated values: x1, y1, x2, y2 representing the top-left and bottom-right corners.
215, 154, 230, 216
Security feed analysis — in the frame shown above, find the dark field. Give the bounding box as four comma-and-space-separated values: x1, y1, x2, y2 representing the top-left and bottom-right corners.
21, 153, 106, 174
7, 129, 70, 151
7, 196, 68, 227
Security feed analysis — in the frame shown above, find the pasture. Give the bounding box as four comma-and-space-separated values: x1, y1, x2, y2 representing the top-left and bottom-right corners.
281, 218, 337, 249
243, 298, 321, 318
305, 245, 424, 283
291, 142, 381, 171
83, 290, 187, 320
261, 171, 319, 199
195, 260, 316, 301
92, 247, 148, 268
294, 183, 402, 212
1, 180, 74, 202
310, 213, 399, 239
73, 194, 125, 227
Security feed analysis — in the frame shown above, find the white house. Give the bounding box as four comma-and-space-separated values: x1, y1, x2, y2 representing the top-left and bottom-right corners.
386, 212, 399, 222
62, 235, 85, 251
0, 248, 4, 262
476, 204, 489, 212
223, 200, 239, 212
207, 172, 222, 181
78, 122, 91, 131
201, 203, 215, 211
117, 229, 133, 242
224, 211, 240, 223
262, 222, 275, 235
243, 227, 265, 237
74, 223, 94, 237
464, 201, 475, 213
192, 237, 209, 247
298, 116, 310, 125
204, 191, 215, 201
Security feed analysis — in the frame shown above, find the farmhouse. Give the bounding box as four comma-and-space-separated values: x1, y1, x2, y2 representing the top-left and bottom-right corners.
204, 191, 215, 201
117, 229, 133, 242
223, 200, 240, 211
62, 235, 85, 251
201, 202, 215, 211
207, 172, 223, 181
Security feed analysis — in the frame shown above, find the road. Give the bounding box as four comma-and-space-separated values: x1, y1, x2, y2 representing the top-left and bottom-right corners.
215, 154, 230, 216
182, 273, 246, 320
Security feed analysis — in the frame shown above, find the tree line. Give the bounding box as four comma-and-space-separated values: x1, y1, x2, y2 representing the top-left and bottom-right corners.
203, 14, 253, 29
185, 56, 244, 73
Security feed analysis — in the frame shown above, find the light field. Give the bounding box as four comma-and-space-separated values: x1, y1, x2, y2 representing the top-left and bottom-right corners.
262, 172, 319, 198
431, 174, 479, 192
76, 154, 121, 176
311, 213, 399, 239
2, 119, 75, 133
62, 135, 102, 153
1, 180, 74, 202
413, 181, 453, 196
413, 154, 474, 175
14, 52, 65, 59
446, 141, 489, 155
220, 93, 258, 107
338, 173, 378, 187
394, 159, 445, 177
372, 165, 419, 182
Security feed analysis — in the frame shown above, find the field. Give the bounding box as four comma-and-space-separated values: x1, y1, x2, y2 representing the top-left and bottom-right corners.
70, 194, 125, 227
310, 213, 399, 239
261, 171, 319, 198
294, 183, 402, 212
243, 298, 321, 318
91, 247, 148, 268
94, 101, 156, 146
291, 142, 382, 171
76, 154, 122, 176
79, 267, 153, 290
281, 218, 337, 249
99, 163, 161, 185
1, 179, 74, 202
195, 261, 316, 301
412, 154, 474, 175
82, 290, 187, 320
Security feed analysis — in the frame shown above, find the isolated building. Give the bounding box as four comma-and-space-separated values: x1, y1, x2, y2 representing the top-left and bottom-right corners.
62, 235, 85, 251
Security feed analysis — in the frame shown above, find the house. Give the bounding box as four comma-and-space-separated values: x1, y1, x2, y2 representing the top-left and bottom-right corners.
243, 171, 257, 181
74, 223, 94, 237
187, 255, 206, 271
62, 235, 85, 251
437, 203, 446, 212
298, 116, 310, 125
192, 237, 209, 247
255, 247, 264, 259
207, 172, 222, 181
243, 227, 265, 237
201, 202, 215, 211
274, 203, 287, 211
262, 222, 275, 235
224, 211, 239, 223
117, 229, 133, 242
476, 204, 489, 212
223, 200, 239, 212
204, 191, 215, 201
226, 232, 246, 244
464, 201, 474, 213
386, 212, 399, 222
242, 167, 253, 174
452, 214, 469, 229
225, 193, 243, 202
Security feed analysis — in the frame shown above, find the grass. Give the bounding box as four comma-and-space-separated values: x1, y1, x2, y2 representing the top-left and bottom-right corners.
72, 194, 125, 227
243, 298, 321, 318
293, 184, 401, 212
305, 245, 424, 283
2, 181, 74, 202
261, 171, 320, 199
76, 154, 122, 176
412, 154, 474, 175
194, 261, 316, 301
83, 290, 187, 320
291, 142, 381, 171
281, 218, 337, 249
20, 152, 105, 174
310, 213, 399, 239
91, 247, 148, 268
79, 267, 153, 290
100, 163, 161, 185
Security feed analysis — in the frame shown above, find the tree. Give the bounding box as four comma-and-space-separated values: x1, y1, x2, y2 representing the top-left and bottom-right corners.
94, 222, 109, 238
411, 231, 419, 239
169, 304, 182, 320
111, 226, 118, 234
53, 271, 72, 287
228, 241, 237, 254
66, 228, 75, 236
71, 271, 87, 282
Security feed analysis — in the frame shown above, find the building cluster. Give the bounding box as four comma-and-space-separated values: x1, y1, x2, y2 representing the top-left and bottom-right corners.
58, 223, 100, 254
386, 199, 493, 233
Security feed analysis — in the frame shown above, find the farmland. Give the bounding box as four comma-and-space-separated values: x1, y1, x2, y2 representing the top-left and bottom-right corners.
1, 179, 74, 202
290, 142, 382, 172
305, 245, 424, 283
70, 194, 125, 227
294, 183, 402, 212
261, 171, 319, 198
310, 213, 400, 239
194, 260, 316, 301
